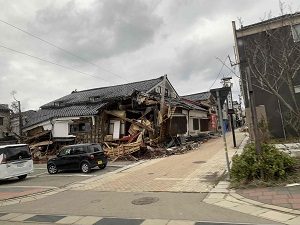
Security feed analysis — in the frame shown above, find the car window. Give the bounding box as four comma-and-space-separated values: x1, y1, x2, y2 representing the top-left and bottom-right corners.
72, 146, 85, 155
87, 146, 94, 153
91, 144, 103, 152
59, 148, 72, 156
4, 145, 31, 161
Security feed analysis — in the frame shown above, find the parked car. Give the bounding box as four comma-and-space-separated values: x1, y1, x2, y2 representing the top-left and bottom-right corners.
47, 143, 108, 174
0, 144, 34, 180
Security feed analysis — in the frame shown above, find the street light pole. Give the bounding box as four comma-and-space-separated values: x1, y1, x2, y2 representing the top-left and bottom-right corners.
221, 77, 237, 148
216, 90, 231, 179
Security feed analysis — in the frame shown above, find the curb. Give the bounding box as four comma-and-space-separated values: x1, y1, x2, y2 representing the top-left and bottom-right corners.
204, 190, 300, 224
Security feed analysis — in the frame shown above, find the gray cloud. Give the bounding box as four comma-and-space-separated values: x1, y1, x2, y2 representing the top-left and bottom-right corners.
29, 0, 163, 63
0, 0, 299, 110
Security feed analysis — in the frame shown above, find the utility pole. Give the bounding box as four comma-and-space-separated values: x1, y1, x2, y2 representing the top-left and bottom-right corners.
211, 87, 231, 179
11, 91, 22, 142
246, 67, 262, 155
216, 90, 231, 179
160, 74, 167, 113
159, 74, 167, 141
221, 77, 236, 148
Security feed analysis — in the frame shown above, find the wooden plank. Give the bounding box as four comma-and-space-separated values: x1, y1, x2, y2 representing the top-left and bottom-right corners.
104, 110, 155, 133
30, 140, 53, 149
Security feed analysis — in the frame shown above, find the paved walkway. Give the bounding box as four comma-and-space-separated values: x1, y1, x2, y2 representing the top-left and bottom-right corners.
237, 186, 300, 210
70, 131, 246, 193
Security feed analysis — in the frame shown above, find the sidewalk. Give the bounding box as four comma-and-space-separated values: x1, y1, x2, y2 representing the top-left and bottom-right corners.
203, 131, 300, 225
69, 130, 247, 193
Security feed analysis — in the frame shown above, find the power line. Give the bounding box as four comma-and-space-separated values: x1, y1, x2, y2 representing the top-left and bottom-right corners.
0, 19, 130, 82
209, 57, 227, 90
0, 44, 112, 83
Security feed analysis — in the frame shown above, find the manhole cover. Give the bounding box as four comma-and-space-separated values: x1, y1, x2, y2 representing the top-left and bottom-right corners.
131, 197, 159, 205
193, 161, 206, 164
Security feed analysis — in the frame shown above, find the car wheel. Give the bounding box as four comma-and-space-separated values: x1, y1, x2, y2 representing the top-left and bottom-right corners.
81, 162, 91, 173
48, 164, 58, 174
98, 163, 107, 169
18, 174, 27, 180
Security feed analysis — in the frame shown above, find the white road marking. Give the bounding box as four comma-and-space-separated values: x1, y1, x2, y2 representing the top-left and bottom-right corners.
39, 174, 95, 177
0, 185, 58, 189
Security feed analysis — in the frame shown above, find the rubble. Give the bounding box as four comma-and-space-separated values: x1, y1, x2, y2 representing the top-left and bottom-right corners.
21, 90, 213, 162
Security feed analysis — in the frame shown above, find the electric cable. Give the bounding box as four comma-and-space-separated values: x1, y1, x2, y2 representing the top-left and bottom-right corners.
0, 19, 130, 82
0, 44, 112, 83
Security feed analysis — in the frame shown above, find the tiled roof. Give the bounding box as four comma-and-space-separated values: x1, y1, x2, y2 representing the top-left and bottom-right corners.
24, 77, 164, 128
41, 76, 164, 108
181, 92, 211, 102
0, 104, 10, 112
23, 103, 106, 128
167, 98, 207, 111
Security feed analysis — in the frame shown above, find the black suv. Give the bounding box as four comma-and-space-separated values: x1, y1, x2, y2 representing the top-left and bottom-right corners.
47, 143, 108, 174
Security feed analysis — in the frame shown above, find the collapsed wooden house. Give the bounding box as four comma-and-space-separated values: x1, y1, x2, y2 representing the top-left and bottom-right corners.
22, 76, 209, 161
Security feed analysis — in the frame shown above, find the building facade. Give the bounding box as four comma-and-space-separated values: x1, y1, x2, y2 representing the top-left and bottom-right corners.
232, 13, 300, 138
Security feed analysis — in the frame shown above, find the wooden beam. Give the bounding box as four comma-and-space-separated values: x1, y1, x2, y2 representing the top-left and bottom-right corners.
104, 110, 155, 133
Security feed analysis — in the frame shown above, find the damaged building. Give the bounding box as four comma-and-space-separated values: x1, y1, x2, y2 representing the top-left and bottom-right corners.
22, 76, 209, 161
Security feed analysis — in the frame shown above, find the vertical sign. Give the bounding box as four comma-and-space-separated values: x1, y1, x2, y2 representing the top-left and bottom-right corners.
227, 90, 235, 114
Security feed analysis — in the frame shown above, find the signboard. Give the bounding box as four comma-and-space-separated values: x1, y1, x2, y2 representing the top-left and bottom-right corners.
227, 90, 235, 114
210, 114, 217, 129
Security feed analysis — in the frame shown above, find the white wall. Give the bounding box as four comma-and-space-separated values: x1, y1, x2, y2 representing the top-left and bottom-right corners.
52, 121, 71, 137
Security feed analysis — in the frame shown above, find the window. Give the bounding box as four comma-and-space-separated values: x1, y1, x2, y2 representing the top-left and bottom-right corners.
89, 96, 101, 102
291, 24, 300, 42
165, 89, 169, 97
193, 118, 199, 130
120, 121, 125, 136
69, 123, 91, 133
170, 116, 187, 135
72, 146, 85, 154
108, 123, 114, 135
0, 117, 3, 125
158, 86, 162, 93
59, 147, 72, 156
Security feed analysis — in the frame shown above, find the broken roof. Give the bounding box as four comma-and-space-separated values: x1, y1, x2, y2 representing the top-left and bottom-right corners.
23, 103, 106, 128
42, 76, 165, 108
168, 98, 207, 111
181, 92, 211, 102
0, 104, 10, 112
24, 76, 166, 128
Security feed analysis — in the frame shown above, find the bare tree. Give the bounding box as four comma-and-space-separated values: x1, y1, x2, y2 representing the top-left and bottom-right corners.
245, 13, 300, 135
229, 3, 300, 137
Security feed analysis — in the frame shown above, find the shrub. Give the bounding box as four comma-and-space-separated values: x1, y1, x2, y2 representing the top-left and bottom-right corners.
231, 143, 296, 182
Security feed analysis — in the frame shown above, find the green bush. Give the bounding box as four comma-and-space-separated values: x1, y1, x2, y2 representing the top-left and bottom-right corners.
231, 143, 296, 182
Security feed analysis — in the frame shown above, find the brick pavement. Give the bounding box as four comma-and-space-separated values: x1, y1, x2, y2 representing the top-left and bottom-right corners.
73, 131, 247, 193
237, 185, 300, 210
0, 188, 50, 200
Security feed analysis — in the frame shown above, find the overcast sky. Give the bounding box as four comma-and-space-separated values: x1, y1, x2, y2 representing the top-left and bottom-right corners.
0, 0, 299, 111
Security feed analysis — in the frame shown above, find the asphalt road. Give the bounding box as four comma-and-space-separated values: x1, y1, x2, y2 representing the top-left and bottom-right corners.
0, 161, 134, 198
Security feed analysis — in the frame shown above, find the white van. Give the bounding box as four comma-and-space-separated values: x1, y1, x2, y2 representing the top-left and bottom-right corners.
0, 144, 34, 180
